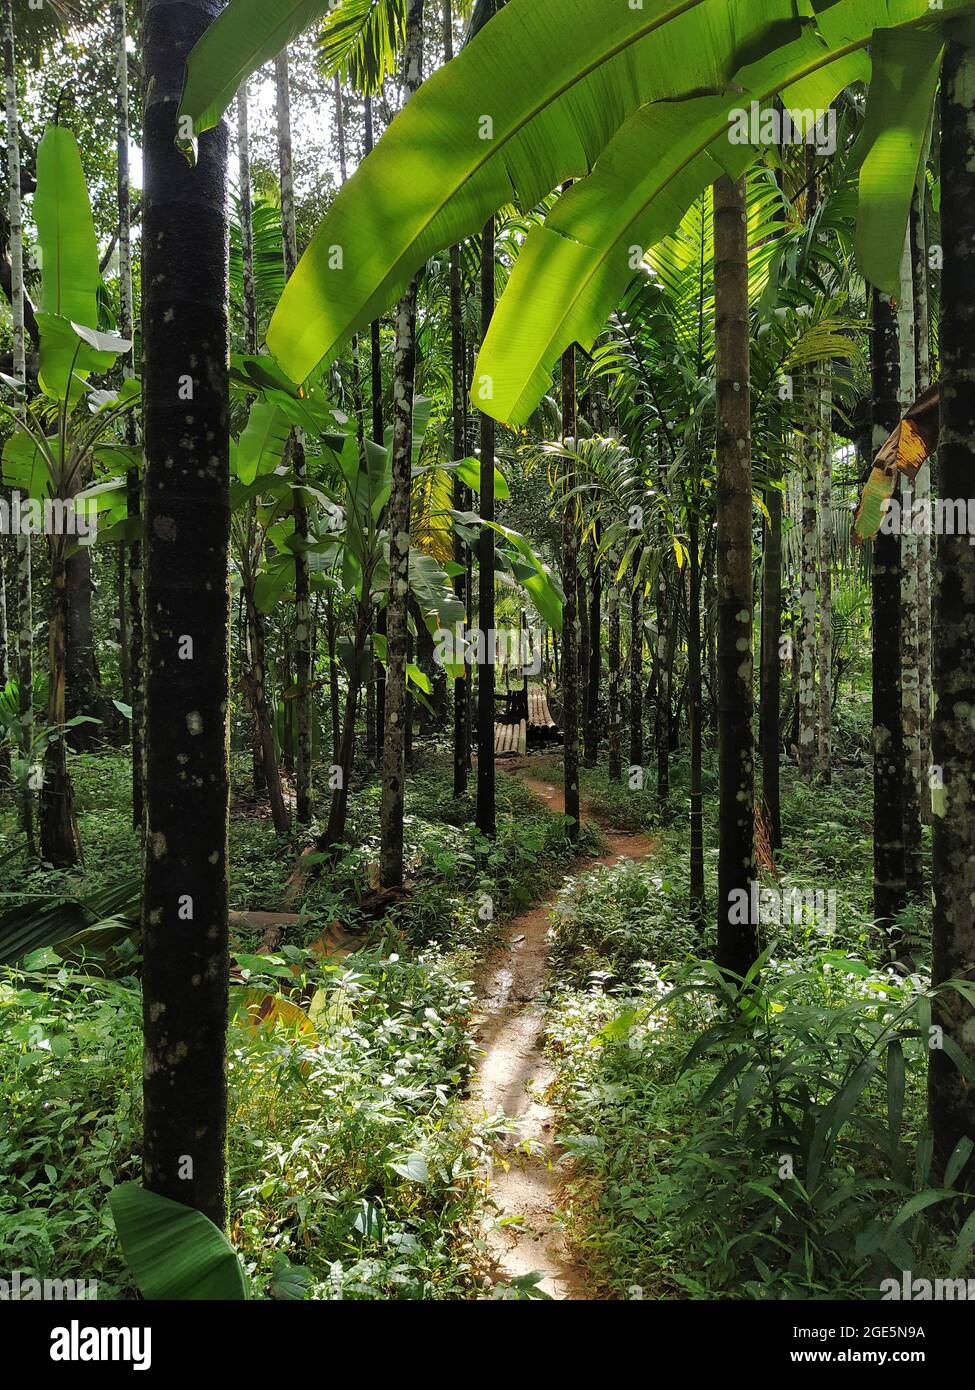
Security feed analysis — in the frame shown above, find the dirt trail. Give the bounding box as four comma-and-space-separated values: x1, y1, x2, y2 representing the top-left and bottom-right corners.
473, 758, 656, 1300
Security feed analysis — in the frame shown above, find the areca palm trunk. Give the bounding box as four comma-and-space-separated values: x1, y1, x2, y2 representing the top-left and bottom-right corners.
244, 585, 288, 833
929, 40, 975, 1191
115, 0, 144, 831
322, 591, 372, 848
798, 390, 818, 779
911, 195, 933, 823
655, 562, 670, 800
897, 231, 922, 897
561, 343, 581, 844
760, 486, 783, 847
236, 83, 286, 818
607, 563, 621, 781
141, 0, 231, 1227
3, 0, 32, 852
817, 379, 832, 782
629, 564, 643, 771
0, 540, 8, 782
237, 85, 258, 357
714, 174, 756, 981
585, 538, 601, 766
689, 502, 706, 917
871, 284, 907, 945
275, 48, 313, 825
39, 531, 80, 866
475, 213, 496, 836
364, 92, 385, 765
446, 0, 469, 799
380, 0, 425, 885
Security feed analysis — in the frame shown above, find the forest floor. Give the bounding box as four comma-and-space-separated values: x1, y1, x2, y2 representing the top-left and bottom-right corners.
475, 756, 656, 1299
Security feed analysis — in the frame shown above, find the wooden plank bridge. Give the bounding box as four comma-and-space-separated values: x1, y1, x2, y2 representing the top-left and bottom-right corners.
493, 684, 559, 758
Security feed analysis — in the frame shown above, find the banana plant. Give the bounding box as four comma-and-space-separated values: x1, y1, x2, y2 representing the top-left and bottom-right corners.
174, 0, 975, 418
0, 125, 134, 868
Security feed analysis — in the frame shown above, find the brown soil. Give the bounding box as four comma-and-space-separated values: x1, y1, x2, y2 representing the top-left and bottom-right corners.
472, 757, 657, 1300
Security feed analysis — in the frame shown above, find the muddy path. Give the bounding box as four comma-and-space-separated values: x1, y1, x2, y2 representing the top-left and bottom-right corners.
473, 757, 657, 1300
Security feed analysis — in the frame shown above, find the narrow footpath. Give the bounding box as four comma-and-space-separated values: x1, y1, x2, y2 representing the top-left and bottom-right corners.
474, 757, 657, 1299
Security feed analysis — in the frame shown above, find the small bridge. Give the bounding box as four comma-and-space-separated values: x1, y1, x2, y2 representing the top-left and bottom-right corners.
494, 683, 560, 758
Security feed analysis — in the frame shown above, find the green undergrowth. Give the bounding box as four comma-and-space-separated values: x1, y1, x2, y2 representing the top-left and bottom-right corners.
0, 746, 596, 1299
548, 753, 962, 1301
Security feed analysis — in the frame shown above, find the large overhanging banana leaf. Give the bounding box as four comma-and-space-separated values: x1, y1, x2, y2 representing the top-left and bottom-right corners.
263, 0, 815, 382
109, 1183, 248, 1300
854, 27, 944, 294
475, 0, 971, 424
33, 126, 105, 400
178, 1, 340, 148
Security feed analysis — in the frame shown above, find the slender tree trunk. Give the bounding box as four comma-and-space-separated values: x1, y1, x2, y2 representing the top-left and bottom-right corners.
871, 285, 907, 946
450, 242, 470, 799
911, 195, 933, 825
322, 592, 372, 848
655, 562, 670, 801
246, 587, 289, 833
380, 0, 424, 885
237, 85, 258, 356
585, 537, 601, 766
798, 386, 818, 779
3, 0, 32, 851
607, 563, 621, 781
118, 545, 131, 706
141, 0, 231, 1227
929, 40, 975, 1192
363, 93, 386, 766
714, 175, 756, 980
897, 231, 923, 897
276, 49, 313, 825
475, 215, 497, 836
0, 532, 7, 797
688, 502, 706, 917
561, 342, 581, 844
115, 0, 144, 832
39, 536, 81, 866
760, 486, 783, 847
578, 562, 590, 749
236, 86, 271, 799
817, 379, 833, 782
325, 591, 340, 764
446, 0, 469, 799
629, 564, 643, 772
65, 499, 102, 750
0, 536, 7, 685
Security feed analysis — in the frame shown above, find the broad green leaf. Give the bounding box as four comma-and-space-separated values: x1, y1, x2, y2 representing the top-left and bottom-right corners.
108, 1183, 248, 1300
390, 1152, 430, 1184
178, 2, 342, 149
2, 431, 54, 499
266, 0, 815, 382
236, 400, 291, 485
33, 126, 103, 399
855, 27, 944, 293
476, 27, 875, 422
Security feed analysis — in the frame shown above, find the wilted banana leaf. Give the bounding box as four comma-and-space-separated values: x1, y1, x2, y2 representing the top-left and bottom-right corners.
108, 1183, 248, 1301
0, 876, 141, 967
854, 382, 940, 541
